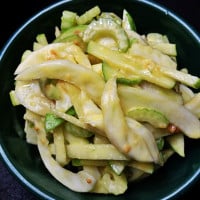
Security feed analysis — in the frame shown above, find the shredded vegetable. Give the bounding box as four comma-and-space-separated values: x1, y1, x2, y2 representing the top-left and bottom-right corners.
10, 6, 200, 195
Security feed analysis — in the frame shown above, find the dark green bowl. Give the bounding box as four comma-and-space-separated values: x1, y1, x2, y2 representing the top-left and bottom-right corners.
1, 0, 200, 199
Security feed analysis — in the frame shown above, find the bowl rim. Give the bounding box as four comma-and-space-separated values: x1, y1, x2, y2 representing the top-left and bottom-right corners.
0, 0, 200, 199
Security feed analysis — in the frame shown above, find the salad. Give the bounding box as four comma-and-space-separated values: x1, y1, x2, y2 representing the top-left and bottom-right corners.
9, 5, 200, 195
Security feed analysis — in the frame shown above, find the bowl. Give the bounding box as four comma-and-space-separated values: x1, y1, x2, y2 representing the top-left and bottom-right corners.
0, 0, 200, 199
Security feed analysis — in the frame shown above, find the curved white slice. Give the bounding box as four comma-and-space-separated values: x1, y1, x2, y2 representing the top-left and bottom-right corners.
101, 77, 159, 163
15, 80, 54, 116
37, 128, 99, 192
15, 59, 105, 105
118, 85, 200, 139
14, 43, 76, 75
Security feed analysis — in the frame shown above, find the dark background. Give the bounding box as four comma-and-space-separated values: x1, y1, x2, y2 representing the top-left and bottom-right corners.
0, 0, 199, 199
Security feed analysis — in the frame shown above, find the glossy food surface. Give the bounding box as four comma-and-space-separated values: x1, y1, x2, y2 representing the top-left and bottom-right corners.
0, 0, 200, 199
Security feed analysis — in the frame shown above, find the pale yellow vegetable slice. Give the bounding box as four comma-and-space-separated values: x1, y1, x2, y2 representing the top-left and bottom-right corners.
127, 168, 147, 182
91, 166, 128, 195
128, 160, 154, 174
55, 81, 72, 113
146, 33, 177, 56
87, 41, 175, 89
24, 120, 37, 145
72, 159, 108, 167
9, 90, 20, 106
127, 107, 169, 128
166, 134, 185, 157
60, 82, 104, 132
79, 90, 104, 131
101, 77, 160, 163
159, 67, 200, 89
82, 18, 129, 52
126, 117, 160, 163
118, 85, 200, 139
128, 43, 177, 69
179, 84, 195, 103
93, 134, 110, 144
150, 43, 177, 56
14, 43, 77, 75
64, 131, 89, 144
91, 63, 103, 77
15, 80, 54, 116
53, 126, 69, 166
36, 117, 100, 192
38, 138, 99, 192
65, 43, 91, 68
124, 29, 147, 45
76, 5, 101, 25
51, 109, 88, 130
15, 59, 105, 105
66, 144, 129, 160
185, 93, 200, 118
141, 82, 183, 105
143, 123, 171, 139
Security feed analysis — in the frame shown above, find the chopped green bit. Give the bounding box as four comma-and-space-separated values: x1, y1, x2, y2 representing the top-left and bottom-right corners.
45, 113, 64, 132
65, 122, 94, 138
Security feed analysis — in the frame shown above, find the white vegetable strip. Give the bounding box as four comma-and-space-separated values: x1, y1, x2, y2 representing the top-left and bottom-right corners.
118, 85, 200, 139
15, 80, 54, 116
126, 117, 160, 163
38, 135, 99, 192
15, 59, 105, 105
36, 117, 100, 192
101, 77, 159, 163
53, 126, 69, 166
51, 109, 88, 130
128, 43, 177, 69
61, 82, 104, 132
65, 44, 92, 68
14, 43, 77, 74
55, 81, 72, 113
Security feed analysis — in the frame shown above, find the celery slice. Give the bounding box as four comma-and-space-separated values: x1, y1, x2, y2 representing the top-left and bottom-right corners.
102, 61, 141, 85
160, 67, 200, 89
53, 25, 87, 43
127, 107, 169, 128
76, 6, 101, 25
61, 10, 77, 31
9, 90, 20, 106
45, 113, 64, 132
122, 9, 136, 31
118, 85, 200, 139
65, 122, 94, 138
87, 41, 175, 88
83, 18, 129, 52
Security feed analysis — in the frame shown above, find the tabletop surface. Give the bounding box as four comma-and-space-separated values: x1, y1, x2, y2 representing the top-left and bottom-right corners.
0, 0, 200, 199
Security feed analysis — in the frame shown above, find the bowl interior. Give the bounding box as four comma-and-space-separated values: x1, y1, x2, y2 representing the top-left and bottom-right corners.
0, 0, 200, 200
